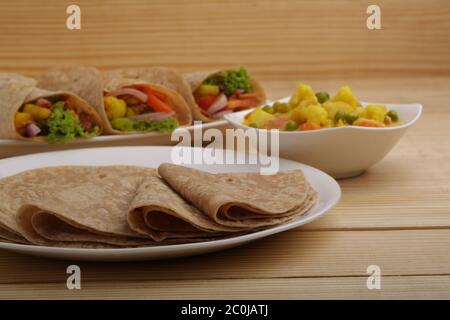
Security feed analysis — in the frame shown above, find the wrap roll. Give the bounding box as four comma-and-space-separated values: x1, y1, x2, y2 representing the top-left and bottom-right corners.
184, 67, 266, 122
0, 72, 102, 143
38, 67, 192, 135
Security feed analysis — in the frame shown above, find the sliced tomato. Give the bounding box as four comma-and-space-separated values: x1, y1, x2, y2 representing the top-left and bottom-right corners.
227, 98, 259, 110
196, 95, 218, 110
133, 84, 168, 102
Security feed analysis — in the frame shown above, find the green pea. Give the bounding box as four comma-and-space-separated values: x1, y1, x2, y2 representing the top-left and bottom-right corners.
262, 105, 275, 114
315, 91, 330, 104
345, 112, 359, 124
273, 102, 290, 113
387, 110, 399, 122
334, 110, 347, 122
283, 120, 299, 131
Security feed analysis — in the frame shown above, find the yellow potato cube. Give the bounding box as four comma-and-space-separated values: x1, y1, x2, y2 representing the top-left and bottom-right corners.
246, 108, 275, 128
292, 104, 328, 126
332, 86, 359, 107
104, 96, 127, 120
15, 112, 33, 129
23, 104, 52, 121
289, 84, 317, 107
360, 105, 388, 123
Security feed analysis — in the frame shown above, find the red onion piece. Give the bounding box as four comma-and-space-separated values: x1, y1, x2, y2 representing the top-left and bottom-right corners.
26, 123, 41, 137
207, 94, 227, 115
211, 110, 232, 119
35, 98, 52, 108
109, 88, 148, 102
128, 111, 175, 121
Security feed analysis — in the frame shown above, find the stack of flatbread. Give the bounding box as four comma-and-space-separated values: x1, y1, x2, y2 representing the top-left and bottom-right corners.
0, 164, 317, 247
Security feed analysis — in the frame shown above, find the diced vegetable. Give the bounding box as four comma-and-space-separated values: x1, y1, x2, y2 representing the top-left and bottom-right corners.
332, 86, 358, 107
196, 84, 220, 96
353, 118, 385, 127
25, 123, 41, 137
146, 92, 173, 113
244, 108, 275, 128
23, 104, 52, 121
109, 88, 148, 103
15, 112, 33, 129
289, 84, 316, 107
104, 96, 127, 120
196, 95, 218, 110
267, 118, 290, 129
360, 105, 387, 123
133, 85, 168, 101
207, 94, 228, 115
227, 98, 258, 110
35, 98, 52, 108
300, 123, 320, 131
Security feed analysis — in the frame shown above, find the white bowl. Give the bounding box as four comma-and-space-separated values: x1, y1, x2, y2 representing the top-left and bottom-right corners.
224, 98, 422, 178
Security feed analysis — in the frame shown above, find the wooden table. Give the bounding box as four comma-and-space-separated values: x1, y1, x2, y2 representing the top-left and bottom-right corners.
1, 0, 450, 299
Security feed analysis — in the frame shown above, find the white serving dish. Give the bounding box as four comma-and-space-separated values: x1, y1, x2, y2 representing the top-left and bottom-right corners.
0, 146, 340, 261
0, 120, 229, 159
225, 98, 422, 178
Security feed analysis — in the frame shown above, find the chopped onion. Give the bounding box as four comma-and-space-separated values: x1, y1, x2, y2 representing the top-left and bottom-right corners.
26, 123, 41, 137
109, 88, 148, 102
35, 98, 52, 108
211, 110, 232, 119
128, 111, 175, 121
207, 94, 228, 115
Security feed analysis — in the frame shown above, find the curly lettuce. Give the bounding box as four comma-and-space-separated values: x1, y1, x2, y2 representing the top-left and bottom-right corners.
110, 117, 179, 133
204, 67, 251, 97
38, 102, 99, 144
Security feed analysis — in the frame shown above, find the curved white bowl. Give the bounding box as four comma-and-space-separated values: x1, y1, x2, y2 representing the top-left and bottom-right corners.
225, 98, 422, 178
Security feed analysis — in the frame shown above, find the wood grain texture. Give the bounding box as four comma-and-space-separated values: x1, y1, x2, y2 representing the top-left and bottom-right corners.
2, 275, 450, 299
0, 0, 449, 78
0, 0, 450, 299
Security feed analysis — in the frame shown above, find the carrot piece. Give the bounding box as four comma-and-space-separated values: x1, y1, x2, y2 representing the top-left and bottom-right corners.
147, 93, 173, 113
227, 98, 258, 109
300, 123, 320, 131
133, 84, 168, 101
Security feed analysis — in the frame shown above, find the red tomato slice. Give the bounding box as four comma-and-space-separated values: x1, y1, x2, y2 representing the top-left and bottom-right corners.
196, 95, 218, 110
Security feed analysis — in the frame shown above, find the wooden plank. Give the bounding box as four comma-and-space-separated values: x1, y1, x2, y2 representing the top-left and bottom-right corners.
0, 229, 450, 284
0, 0, 449, 77
1, 275, 449, 299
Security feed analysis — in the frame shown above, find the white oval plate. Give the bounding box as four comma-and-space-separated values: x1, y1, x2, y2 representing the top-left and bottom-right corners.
0, 146, 340, 261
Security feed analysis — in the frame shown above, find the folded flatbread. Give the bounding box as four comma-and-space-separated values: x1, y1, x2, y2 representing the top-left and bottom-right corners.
0, 166, 157, 247
157, 164, 318, 228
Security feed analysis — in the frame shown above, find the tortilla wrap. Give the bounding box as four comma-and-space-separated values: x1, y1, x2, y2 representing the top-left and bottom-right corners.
183, 69, 266, 122
106, 67, 199, 122
0, 166, 157, 247
0, 72, 103, 142
157, 163, 318, 228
